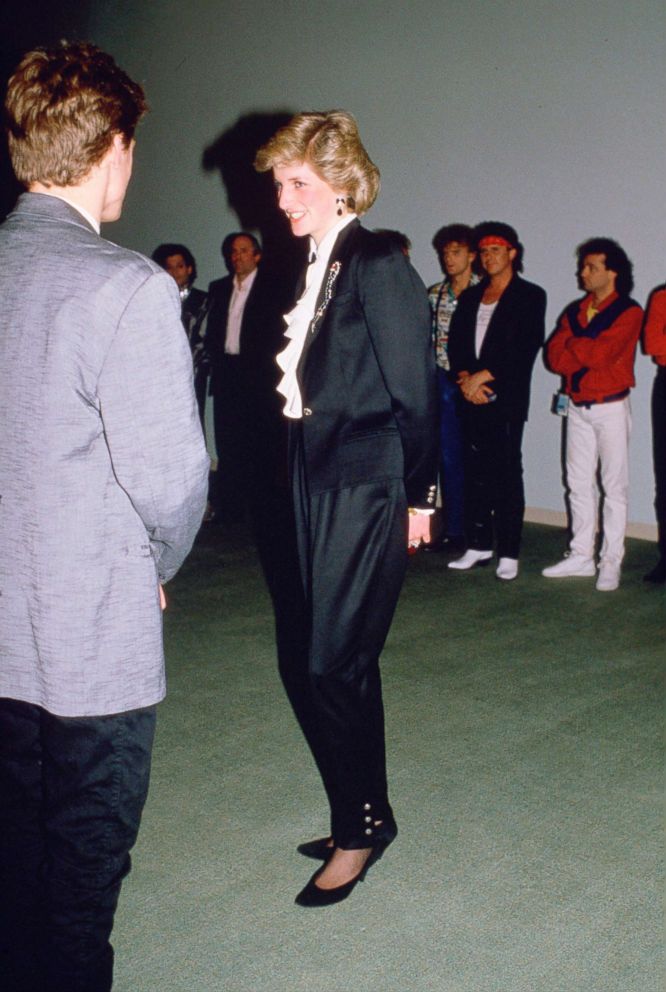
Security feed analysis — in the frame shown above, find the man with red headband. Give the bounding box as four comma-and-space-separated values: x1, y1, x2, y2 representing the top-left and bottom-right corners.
543, 238, 642, 592
447, 221, 546, 580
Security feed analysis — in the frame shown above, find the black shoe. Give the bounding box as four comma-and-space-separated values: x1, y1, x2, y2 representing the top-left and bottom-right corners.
294, 839, 393, 907
644, 560, 666, 584
421, 537, 444, 553
422, 535, 466, 555
442, 535, 467, 555
296, 836, 335, 861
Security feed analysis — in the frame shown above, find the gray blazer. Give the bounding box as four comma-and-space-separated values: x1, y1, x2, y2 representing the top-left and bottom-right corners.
0, 194, 209, 716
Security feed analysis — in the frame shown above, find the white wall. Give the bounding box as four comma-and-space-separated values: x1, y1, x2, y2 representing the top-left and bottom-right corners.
87, 0, 666, 528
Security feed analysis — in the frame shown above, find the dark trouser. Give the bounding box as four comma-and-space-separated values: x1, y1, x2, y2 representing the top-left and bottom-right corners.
0, 699, 156, 992
282, 433, 406, 849
212, 355, 252, 515
193, 367, 208, 437
652, 367, 666, 562
463, 406, 526, 559
212, 356, 286, 517
437, 367, 466, 538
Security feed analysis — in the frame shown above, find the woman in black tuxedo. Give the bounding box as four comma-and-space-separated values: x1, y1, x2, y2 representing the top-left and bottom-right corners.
255, 111, 437, 906
447, 222, 546, 581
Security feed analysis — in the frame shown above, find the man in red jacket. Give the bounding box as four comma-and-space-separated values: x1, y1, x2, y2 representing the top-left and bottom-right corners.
543, 238, 643, 591
643, 286, 666, 583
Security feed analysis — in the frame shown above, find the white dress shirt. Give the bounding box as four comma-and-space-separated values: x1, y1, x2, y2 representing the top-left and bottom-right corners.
225, 266, 258, 354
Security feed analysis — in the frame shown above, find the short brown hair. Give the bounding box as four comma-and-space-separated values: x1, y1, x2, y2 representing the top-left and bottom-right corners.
254, 110, 380, 215
5, 41, 147, 187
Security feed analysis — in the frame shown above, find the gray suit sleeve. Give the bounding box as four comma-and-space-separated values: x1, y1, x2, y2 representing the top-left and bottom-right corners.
97, 270, 209, 581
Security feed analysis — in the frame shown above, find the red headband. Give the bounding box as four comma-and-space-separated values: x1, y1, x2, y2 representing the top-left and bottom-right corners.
478, 236, 514, 249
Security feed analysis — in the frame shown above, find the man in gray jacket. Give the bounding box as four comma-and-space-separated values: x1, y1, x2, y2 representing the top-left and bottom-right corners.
0, 42, 209, 992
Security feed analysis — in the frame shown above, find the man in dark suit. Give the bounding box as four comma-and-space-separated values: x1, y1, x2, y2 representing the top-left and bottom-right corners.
0, 42, 208, 992
152, 242, 209, 427
206, 232, 288, 516
448, 221, 546, 580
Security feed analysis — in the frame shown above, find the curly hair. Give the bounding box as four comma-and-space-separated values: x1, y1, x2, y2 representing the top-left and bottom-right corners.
473, 221, 524, 274
432, 223, 475, 256
576, 237, 634, 297
5, 40, 147, 187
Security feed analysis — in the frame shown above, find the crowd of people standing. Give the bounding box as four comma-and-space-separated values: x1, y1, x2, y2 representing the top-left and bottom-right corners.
1, 37, 662, 991
154, 217, 664, 595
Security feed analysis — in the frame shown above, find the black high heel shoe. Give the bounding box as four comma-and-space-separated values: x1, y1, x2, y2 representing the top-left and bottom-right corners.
296, 836, 335, 861
294, 838, 393, 907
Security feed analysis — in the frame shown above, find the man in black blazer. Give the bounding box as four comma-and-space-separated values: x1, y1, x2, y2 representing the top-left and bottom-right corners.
206, 232, 289, 516
152, 243, 209, 428
447, 221, 546, 580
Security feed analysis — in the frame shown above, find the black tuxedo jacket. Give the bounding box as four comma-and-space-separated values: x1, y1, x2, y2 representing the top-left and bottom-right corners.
181, 286, 208, 361
182, 286, 207, 328
294, 220, 437, 508
206, 267, 288, 398
448, 274, 547, 422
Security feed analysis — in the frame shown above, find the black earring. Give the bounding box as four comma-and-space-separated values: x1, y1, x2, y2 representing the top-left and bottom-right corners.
336, 197, 346, 216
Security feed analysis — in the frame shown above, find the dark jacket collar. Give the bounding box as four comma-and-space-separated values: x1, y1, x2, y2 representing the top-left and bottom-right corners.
295, 218, 361, 300
327, 216, 361, 267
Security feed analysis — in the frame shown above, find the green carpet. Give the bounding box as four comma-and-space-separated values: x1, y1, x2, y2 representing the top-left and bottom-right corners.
112, 523, 664, 992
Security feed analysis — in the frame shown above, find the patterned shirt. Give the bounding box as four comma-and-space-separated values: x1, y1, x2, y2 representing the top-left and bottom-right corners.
428, 274, 480, 370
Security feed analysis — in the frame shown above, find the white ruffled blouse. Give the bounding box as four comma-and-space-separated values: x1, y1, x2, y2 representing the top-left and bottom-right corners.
276, 213, 356, 419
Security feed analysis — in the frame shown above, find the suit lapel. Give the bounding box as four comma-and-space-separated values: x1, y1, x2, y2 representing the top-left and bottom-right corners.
298, 219, 360, 370
311, 218, 359, 331
239, 271, 259, 351
478, 275, 519, 361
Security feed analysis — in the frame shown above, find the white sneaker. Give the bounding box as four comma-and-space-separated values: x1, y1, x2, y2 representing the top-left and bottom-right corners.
496, 557, 519, 581
596, 562, 620, 592
448, 549, 492, 571
542, 554, 595, 579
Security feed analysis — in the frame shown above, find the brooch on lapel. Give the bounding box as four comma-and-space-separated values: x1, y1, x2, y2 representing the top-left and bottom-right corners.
311, 261, 341, 334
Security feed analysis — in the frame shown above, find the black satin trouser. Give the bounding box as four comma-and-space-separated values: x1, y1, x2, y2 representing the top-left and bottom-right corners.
280, 435, 407, 849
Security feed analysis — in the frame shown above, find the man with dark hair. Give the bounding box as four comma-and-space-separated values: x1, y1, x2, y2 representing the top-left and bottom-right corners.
0, 42, 209, 991
543, 238, 643, 591
152, 241, 199, 284
206, 231, 288, 517
152, 242, 209, 427
447, 221, 546, 580
427, 223, 480, 552
642, 285, 666, 584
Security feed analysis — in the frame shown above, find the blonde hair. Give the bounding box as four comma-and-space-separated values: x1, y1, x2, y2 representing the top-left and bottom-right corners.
254, 110, 380, 215
5, 41, 147, 187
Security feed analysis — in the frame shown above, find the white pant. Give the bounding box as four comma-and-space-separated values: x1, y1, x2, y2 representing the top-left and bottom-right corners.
565, 397, 631, 565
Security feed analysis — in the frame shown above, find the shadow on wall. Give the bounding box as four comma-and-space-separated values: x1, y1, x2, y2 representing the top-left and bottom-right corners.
203, 112, 310, 683
202, 111, 308, 290
0, 0, 93, 221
